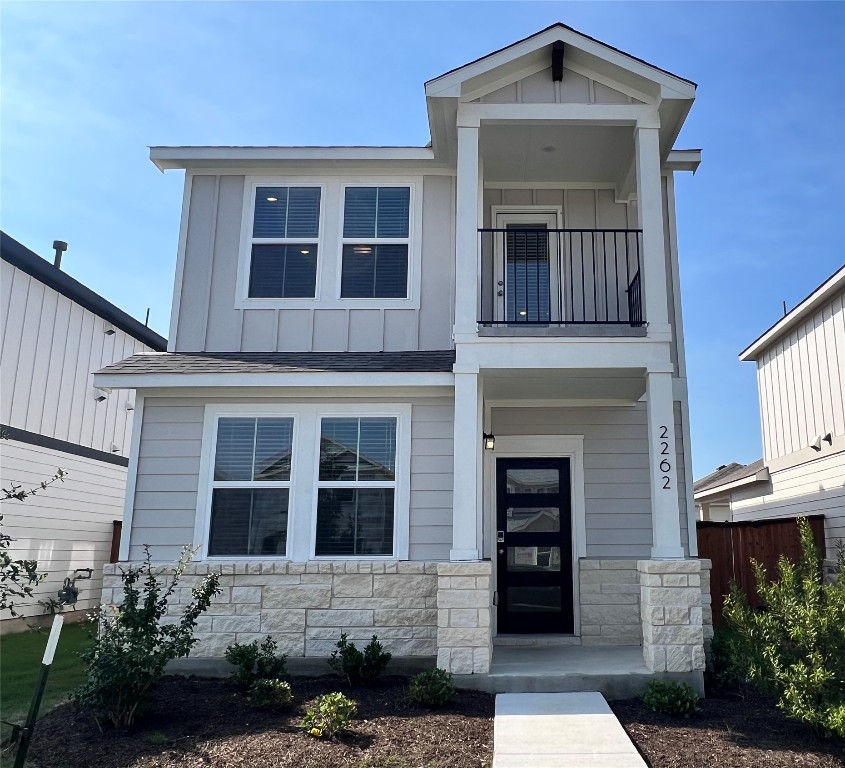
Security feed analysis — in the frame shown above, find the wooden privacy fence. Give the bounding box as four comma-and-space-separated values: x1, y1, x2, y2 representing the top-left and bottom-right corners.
696, 515, 826, 627
110, 520, 122, 563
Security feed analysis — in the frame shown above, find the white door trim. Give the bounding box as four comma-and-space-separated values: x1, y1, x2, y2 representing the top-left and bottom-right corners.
483, 434, 586, 637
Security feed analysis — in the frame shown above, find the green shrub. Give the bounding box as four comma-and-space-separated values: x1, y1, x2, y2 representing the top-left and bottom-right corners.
248, 678, 293, 709
708, 626, 748, 688
73, 545, 220, 727
224, 636, 287, 689
641, 680, 702, 718
409, 668, 456, 707
302, 692, 357, 739
723, 518, 845, 738
328, 633, 392, 686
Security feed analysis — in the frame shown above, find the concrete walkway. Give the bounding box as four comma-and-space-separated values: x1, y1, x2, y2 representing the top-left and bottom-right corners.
493, 692, 647, 768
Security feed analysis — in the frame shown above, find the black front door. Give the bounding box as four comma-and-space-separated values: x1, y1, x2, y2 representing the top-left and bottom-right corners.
496, 458, 573, 634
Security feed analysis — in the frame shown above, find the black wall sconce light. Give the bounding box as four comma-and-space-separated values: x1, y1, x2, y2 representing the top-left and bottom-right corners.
483, 433, 496, 451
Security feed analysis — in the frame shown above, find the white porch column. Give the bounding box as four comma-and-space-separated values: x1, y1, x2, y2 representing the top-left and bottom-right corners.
635, 124, 670, 332
646, 371, 684, 559
451, 371, 482, 560
454, 118, 481, 341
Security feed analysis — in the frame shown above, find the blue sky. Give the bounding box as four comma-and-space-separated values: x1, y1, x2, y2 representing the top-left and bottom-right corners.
2, 2, 843, 478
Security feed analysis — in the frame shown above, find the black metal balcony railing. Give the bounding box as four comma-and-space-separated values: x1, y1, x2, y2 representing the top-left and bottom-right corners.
478, 228, 644, 327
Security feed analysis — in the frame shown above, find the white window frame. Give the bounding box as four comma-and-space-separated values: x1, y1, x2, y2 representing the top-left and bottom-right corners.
236, 180, 327, 308
195, 403, 412, 561
235, 177, 422, 310
337, 182, 419, 305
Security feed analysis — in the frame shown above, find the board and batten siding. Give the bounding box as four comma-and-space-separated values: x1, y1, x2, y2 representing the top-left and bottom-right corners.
730, 452, 845, 560
1, 440, 127, 619
129, 396, 454, 562
756, 290, 845, 463
0, 259, 149, 455
173, 175, 455, 354
490, 403, 689, 558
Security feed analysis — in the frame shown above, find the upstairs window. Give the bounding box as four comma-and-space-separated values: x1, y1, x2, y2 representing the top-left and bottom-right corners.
208, 417, 294, 557
341, 187, 410, 298
248, 186, 321, 298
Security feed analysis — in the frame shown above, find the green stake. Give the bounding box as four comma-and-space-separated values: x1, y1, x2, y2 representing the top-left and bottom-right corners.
14, 614, 64, 768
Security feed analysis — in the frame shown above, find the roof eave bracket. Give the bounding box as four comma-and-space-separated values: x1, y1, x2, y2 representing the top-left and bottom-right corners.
552, 41, 565, 81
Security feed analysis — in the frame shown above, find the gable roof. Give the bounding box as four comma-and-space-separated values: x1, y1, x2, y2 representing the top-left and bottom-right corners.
1, 231, 167, 351
739, 265, 845, 362
693, 458, 769, 500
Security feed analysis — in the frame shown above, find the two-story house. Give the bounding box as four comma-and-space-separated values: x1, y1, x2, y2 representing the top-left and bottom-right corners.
694, 266, 845, 559
95, 24, 710, 692
1, 232, 166, 631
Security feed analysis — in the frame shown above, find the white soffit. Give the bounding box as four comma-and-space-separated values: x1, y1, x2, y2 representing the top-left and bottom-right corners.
740, 266, 845, 361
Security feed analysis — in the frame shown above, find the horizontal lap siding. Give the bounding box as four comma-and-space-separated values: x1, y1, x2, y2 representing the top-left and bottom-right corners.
130, 397, 454, 562
731, 452, 845, 559
491, 404, 690, 558
1, 441, 126, 617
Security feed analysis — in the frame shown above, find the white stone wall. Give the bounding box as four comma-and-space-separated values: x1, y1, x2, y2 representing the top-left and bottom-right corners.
579, 559, 642, 646
436, 561, 493, 674
700, 559, 713, 643
638, 559, 706, 673
102, 561, 439, 658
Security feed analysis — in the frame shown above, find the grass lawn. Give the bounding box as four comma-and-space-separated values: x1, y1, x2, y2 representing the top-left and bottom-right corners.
0, 622, 91, 746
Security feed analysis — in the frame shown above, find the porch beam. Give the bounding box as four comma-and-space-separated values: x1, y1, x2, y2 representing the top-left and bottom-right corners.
451, 372, 483, 560
646, 371, 684, 559
458, 102, 659, 127
454, 121, 481, 342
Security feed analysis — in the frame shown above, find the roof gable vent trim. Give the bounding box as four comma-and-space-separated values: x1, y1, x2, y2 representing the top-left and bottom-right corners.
552, 41, 565, 81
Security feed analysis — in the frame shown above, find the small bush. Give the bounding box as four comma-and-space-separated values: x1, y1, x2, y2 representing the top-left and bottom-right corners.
302, 692, 357, 739
723, 519, 845, 738
224, 636, 287, 689
708, 626, 748, 688
248, 678, 293, 709
328, 633, 392, 686
73, 546, 220, 727
641, 680, 702, 718
409, 668, 456, 708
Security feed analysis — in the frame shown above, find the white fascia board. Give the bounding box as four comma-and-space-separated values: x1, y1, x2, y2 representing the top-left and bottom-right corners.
692, 467, 771, 502
740, 266, 845, 361
425, 26, 695, 100
665, 149, 702, 173
150, 146, 436, 171
459, 102, 659, 127
93, 371, 455, 390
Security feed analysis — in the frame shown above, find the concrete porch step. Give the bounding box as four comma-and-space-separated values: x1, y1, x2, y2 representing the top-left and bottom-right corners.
493, 634, 581, 647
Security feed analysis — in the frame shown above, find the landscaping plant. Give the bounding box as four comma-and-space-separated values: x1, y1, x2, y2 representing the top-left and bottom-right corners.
722, 518, 845, 738
73, 545, 220, 727
224, 636, 287, 689
302, 691, 357, 739
409, 667, 456, 707
328, 633, 392, 686
641, 679, 702, 717
248, 678, 293, 709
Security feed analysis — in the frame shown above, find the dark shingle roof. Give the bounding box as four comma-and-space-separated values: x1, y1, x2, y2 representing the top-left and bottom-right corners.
97, 350, 456, 376
693, 458, 766, 494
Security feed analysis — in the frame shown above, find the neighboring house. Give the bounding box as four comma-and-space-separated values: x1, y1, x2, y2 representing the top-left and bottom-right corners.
694, 266, 845, 559
95, 24, 711, 687
0, 232, 166, 630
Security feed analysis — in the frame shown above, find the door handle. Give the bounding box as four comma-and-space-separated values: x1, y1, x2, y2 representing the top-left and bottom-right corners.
497, 530, 505, 543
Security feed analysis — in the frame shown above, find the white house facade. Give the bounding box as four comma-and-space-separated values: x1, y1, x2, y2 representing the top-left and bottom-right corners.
694, 266, 845, 560
0, 232, 166, 630
96, 25, 711, 689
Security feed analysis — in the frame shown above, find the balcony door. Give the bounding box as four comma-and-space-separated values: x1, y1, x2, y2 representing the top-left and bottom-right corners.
494, 210, 561, 324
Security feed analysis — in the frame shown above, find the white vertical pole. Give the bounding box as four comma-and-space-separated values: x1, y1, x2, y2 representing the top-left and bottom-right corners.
647, 371, 684, 559
454, 120, 480, 342
451, 371, 482, 560
634, 123, 670, 333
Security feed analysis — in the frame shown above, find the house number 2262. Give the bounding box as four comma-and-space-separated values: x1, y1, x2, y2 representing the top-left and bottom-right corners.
658, 425, 671, 489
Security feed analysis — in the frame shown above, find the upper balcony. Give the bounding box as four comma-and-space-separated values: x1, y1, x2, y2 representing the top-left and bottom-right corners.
478, 226, 644, 336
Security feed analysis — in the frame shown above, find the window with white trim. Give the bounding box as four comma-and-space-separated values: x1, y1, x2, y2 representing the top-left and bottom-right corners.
315, 417, 397, 556
248, 186, 321, 298
208, 417, 293, 556
341, 187, 410, 298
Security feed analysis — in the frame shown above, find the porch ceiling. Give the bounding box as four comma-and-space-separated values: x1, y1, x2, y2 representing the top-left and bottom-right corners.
480, 124, 633, 184
481, 367, 646, 402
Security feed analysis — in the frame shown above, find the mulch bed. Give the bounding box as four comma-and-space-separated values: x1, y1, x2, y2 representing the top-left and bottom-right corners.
26, 675, 494, 768
612, 687, 845, 768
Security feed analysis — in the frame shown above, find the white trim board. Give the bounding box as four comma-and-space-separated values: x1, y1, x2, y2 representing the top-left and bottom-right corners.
118, 395, 144, 561
483, 434, 586, 637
